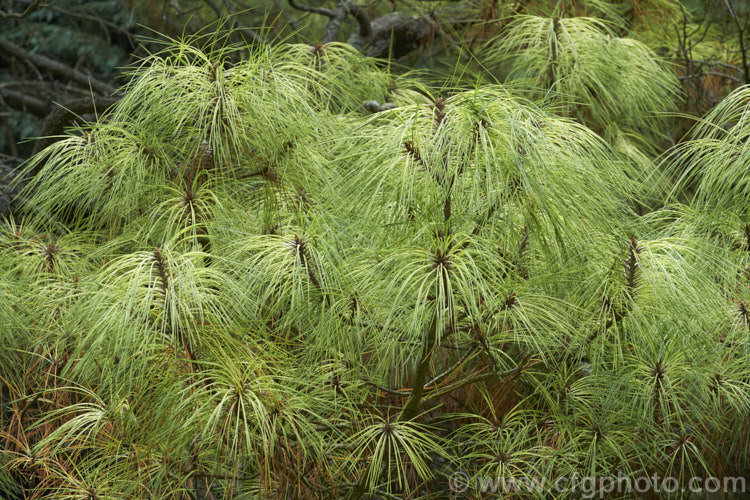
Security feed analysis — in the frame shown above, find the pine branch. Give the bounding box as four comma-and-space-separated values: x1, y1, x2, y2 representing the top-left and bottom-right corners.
30, 96, 121, 160
424, 344, 477, 389
0, 88, 48, 117
398, 313, 439, 422
288, 0, 337, 18
289, 0, 372, 43
0, 0, 43, 19
0, 36, 114, 96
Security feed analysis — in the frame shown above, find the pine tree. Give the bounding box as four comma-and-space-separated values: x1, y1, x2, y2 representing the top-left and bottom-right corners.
0, 30, 748, 499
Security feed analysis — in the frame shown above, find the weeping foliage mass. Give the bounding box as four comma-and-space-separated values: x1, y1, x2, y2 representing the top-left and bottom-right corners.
0, 28, 749, 500
482, 14, 680, 161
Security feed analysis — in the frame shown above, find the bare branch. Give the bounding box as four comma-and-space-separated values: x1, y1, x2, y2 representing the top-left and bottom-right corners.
349, 12, 438, 58
0, 36, 114, 96
289, 0, 372, 42
198, 0, 266, 45
25, 1, 138, 47
0, 0, 43, 19
689, 59, 741, 71
724, 0, 750, 83
288, 0, 336, 18
348, 2, 372, 37
424, 345, 477, 389
0, 88, 49, 118
679, 71, 741, 83
321, 1, 353, 43
322, 16, 344, 43
360, 380, 410, 397
422, 357, 546, 406
30, 95, 121, 160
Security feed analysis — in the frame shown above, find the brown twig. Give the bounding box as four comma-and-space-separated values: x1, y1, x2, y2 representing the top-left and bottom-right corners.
0, 0, 43, 19
288, 0, 337, 18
